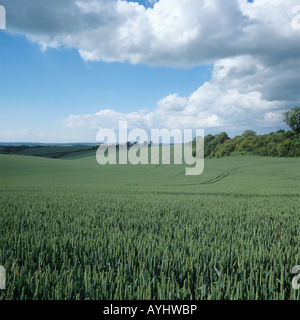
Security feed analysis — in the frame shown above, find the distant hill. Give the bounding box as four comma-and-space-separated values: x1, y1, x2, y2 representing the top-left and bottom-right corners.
0, 142, 98, 146
1, 129, 300, 160
0, 144, 98, 159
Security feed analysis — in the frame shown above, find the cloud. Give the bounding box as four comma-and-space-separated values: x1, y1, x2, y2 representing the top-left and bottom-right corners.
65, 109, 155, 130
0, 129, 32, 141
2, 0, 299, 66
2, 0, 299, 137
0, 129, 58, 142
65, 55, 289, 135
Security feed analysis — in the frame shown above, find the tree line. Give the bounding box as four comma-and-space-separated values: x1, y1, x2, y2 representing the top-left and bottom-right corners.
193, 106, 300, 158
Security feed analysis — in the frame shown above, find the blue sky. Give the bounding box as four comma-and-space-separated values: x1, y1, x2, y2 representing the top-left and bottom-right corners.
0, 32, 211, 139
0, 0, 299, 142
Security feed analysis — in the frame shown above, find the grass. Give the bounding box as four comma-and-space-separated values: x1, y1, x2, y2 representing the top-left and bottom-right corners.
0, 151, 299, 300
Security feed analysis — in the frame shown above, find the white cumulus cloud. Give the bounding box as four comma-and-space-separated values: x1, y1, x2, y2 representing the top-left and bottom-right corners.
65, 55, 288, 134
2, 0, 299, 137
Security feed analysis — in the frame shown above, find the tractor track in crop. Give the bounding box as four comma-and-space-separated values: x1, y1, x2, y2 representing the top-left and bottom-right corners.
199, 168, 237, 185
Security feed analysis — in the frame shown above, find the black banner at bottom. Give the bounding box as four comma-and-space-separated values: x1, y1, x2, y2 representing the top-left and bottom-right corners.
0, 300, 296, 318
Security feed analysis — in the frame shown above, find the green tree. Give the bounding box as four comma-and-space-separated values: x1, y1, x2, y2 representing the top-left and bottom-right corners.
283, 106, 300, 134
242, 130, 256, 137
215, 132, 230, 144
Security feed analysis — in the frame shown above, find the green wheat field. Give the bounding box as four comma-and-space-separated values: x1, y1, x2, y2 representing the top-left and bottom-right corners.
0, 148, 299, 300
